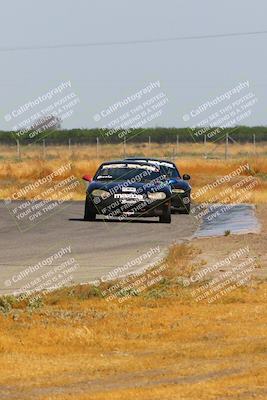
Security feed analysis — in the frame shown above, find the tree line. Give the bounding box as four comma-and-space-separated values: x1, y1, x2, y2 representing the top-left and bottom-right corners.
0, 126, 266, 144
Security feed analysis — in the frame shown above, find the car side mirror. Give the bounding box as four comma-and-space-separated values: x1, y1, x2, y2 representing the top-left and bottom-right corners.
82, 175, 92, 182
183, 174, 190, 180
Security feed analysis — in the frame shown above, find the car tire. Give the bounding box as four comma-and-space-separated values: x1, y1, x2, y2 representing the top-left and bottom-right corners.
159, 203, 171, 223
179, 203, 191, 214
84, 201, 96, 221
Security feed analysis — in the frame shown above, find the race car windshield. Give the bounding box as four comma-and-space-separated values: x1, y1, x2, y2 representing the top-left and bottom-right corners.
95, 164, 163, 182
125, 160, 180, 178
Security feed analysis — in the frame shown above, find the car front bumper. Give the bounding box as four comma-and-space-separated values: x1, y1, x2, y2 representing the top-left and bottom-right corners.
87, 193, 171, 218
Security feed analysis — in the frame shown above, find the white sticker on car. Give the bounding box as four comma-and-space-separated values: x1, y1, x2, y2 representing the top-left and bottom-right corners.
122, 187, 136, 192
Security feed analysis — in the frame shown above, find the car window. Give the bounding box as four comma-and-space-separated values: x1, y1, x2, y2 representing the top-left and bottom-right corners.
94, 164, 162, 182
124, 159, 181, 178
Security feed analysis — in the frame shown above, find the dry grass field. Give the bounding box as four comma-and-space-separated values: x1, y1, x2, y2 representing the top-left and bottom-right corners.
0, 142, 267, 399
0, 240, 267, 400
0, 142, 267, 203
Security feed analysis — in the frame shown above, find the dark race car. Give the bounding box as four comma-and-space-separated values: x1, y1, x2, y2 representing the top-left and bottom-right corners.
124, 157, 191, 214
82, 160, 173, 223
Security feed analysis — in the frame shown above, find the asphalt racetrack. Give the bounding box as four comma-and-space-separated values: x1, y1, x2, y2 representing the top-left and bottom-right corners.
0, 201, 198, 295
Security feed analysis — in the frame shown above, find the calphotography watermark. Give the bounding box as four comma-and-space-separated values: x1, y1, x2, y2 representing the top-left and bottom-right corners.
93, 81, 169, 142
181, 246, 250, 287
4, 162, 82, 232
4, 245, 79, 304
190, 163, 260, 223
191, 249, 257, 303
4, 80, 80, 141
177, 245, 258, 303
88, 246, 166, 303
181, 80, 258, 142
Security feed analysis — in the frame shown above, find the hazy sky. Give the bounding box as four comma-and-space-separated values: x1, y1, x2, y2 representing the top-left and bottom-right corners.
0, 0, 266, 131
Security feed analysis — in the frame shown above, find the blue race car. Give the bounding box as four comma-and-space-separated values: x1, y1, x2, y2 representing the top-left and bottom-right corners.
124, 158, 191, 214
82, 160, 173, 223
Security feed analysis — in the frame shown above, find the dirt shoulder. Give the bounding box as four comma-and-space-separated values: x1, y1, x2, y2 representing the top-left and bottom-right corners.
191, 203, 267, 281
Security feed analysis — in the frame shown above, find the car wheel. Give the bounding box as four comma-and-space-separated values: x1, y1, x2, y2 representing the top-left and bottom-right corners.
84, 201, 96, 221
159, 203, 171, 223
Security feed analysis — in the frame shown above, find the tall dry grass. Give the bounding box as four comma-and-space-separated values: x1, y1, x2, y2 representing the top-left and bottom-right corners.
0, 143, 267, 202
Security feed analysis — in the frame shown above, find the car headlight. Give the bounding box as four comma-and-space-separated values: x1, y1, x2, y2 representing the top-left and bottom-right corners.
172, 189, 185, 193
148, 192, 166, 200
91, 189, 110, 199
